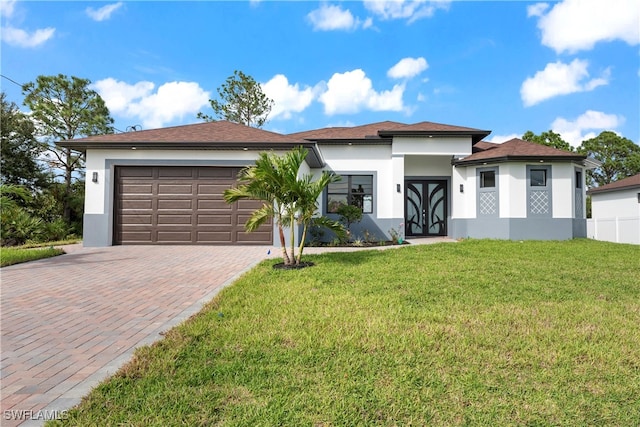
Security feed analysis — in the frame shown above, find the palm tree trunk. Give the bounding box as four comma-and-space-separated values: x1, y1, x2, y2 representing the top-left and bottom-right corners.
278, 223, 291, 265
289, 211, 296, 264
296, 224, 309, 264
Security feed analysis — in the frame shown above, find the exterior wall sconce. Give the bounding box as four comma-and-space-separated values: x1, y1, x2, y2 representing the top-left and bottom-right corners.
460, 184, 464, 193
397, 184, 401, 193
92, 172, 98, 183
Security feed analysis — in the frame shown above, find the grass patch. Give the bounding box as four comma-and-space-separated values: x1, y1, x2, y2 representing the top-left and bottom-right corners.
1, 246, 65, 267
18, 238, 81, 249
51, 239, 640, 426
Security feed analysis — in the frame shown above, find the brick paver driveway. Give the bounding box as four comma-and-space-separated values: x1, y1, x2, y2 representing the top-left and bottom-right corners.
1, 244, 270, 426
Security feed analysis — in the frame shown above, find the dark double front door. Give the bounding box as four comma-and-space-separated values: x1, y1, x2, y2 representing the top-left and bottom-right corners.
405, 180, 447, 237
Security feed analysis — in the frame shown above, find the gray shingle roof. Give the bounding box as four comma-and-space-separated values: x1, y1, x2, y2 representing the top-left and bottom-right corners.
454, 138, 586, 165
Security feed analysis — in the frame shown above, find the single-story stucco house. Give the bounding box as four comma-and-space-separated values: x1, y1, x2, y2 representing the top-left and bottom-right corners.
587, 173, 640, 244
59, 120, 597, 247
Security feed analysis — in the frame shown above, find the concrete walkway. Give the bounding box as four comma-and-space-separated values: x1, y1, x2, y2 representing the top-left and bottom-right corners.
0, 238, 452, 426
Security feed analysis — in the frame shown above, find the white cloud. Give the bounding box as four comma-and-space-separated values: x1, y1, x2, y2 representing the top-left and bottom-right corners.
1, 0, 55, 48
363, 0, 450, 23
520, 59, 610, 107
1, 26, 55, 48
86, 2, 123, 22
319, 69, 405, 115
307, 4, 369, 31
532, 0, 640, 53
92, 78, 210, 129
551, 110, 625, 147
261, 74, 320, 120
387, 57, 428, 79
0, 0, 16, 18
487, 133, 521, 143
526, 2, 549, 18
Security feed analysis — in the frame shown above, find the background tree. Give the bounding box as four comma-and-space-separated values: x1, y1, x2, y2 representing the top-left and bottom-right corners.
198, 70, 273, 128
578, 131, 640, 187
22, 74, 114, 223
522, 130, 573, 152
1, 92, 48, 190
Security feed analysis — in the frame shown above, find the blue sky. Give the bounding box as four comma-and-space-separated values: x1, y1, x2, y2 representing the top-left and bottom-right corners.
1, 0, 638, 147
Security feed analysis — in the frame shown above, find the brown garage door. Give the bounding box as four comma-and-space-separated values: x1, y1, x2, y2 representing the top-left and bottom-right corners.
114, 166, 272, 245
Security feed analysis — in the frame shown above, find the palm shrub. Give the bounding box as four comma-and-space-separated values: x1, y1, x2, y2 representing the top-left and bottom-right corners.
224, 146, 342, 266
0, 184, 72, 245
336, 204, 362, 242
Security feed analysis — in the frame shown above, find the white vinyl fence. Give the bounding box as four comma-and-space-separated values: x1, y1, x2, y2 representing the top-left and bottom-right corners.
587, 217, 640, 245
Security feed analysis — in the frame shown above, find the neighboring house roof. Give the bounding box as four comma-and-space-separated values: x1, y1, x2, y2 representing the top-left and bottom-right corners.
289, 120, 491, 144
587, 173, 640, 195
453, 138, 587, 166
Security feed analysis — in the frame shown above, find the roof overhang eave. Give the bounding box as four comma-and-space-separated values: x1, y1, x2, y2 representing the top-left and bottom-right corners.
56, 140, 326, 168
378, 130, 492, 144
307, 138, 392, 145
452, 155, 588, 166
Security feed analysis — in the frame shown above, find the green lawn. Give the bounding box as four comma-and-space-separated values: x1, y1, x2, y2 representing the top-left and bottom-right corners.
0, 245, 65, 267
52, 239, 640, 426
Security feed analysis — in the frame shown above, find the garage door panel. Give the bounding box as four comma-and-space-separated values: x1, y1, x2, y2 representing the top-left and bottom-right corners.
121, 200, 153, 210
158, 199, 192, 210
120, 214, 153, 225
198, 183, 231, 195
119, 231, 153, 241
157, 231, 193, 242
197, 231, 233, 242
236, 230, 272, 242
158, 167, 195, 178
197, 214, 232, 225
158, 184, 193, 195
157, 214, 192, 225
120, 184, 154, 194
198, 168, 239, 179
115, 166, 272, 245
237, 199, 265, 210
197, 199, 231, 210
119, 168, 154, 178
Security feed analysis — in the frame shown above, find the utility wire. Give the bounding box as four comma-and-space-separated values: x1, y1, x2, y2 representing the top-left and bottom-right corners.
1, 73, 25, 88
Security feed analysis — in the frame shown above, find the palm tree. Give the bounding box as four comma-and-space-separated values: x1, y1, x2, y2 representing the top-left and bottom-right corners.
223, 146, 343, 266
224, 151, 293, 264
290, 171, 343, 264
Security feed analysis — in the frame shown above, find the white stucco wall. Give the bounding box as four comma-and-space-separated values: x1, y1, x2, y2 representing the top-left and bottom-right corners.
404, 155, 453, 177
316, 144, 396, 219
450, 162, 584, 219
551, 163, 574, 218
451, 166, 471, 218
503, 163, 527, 218
392, 136, 472, 156
591, 188, 640, 219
